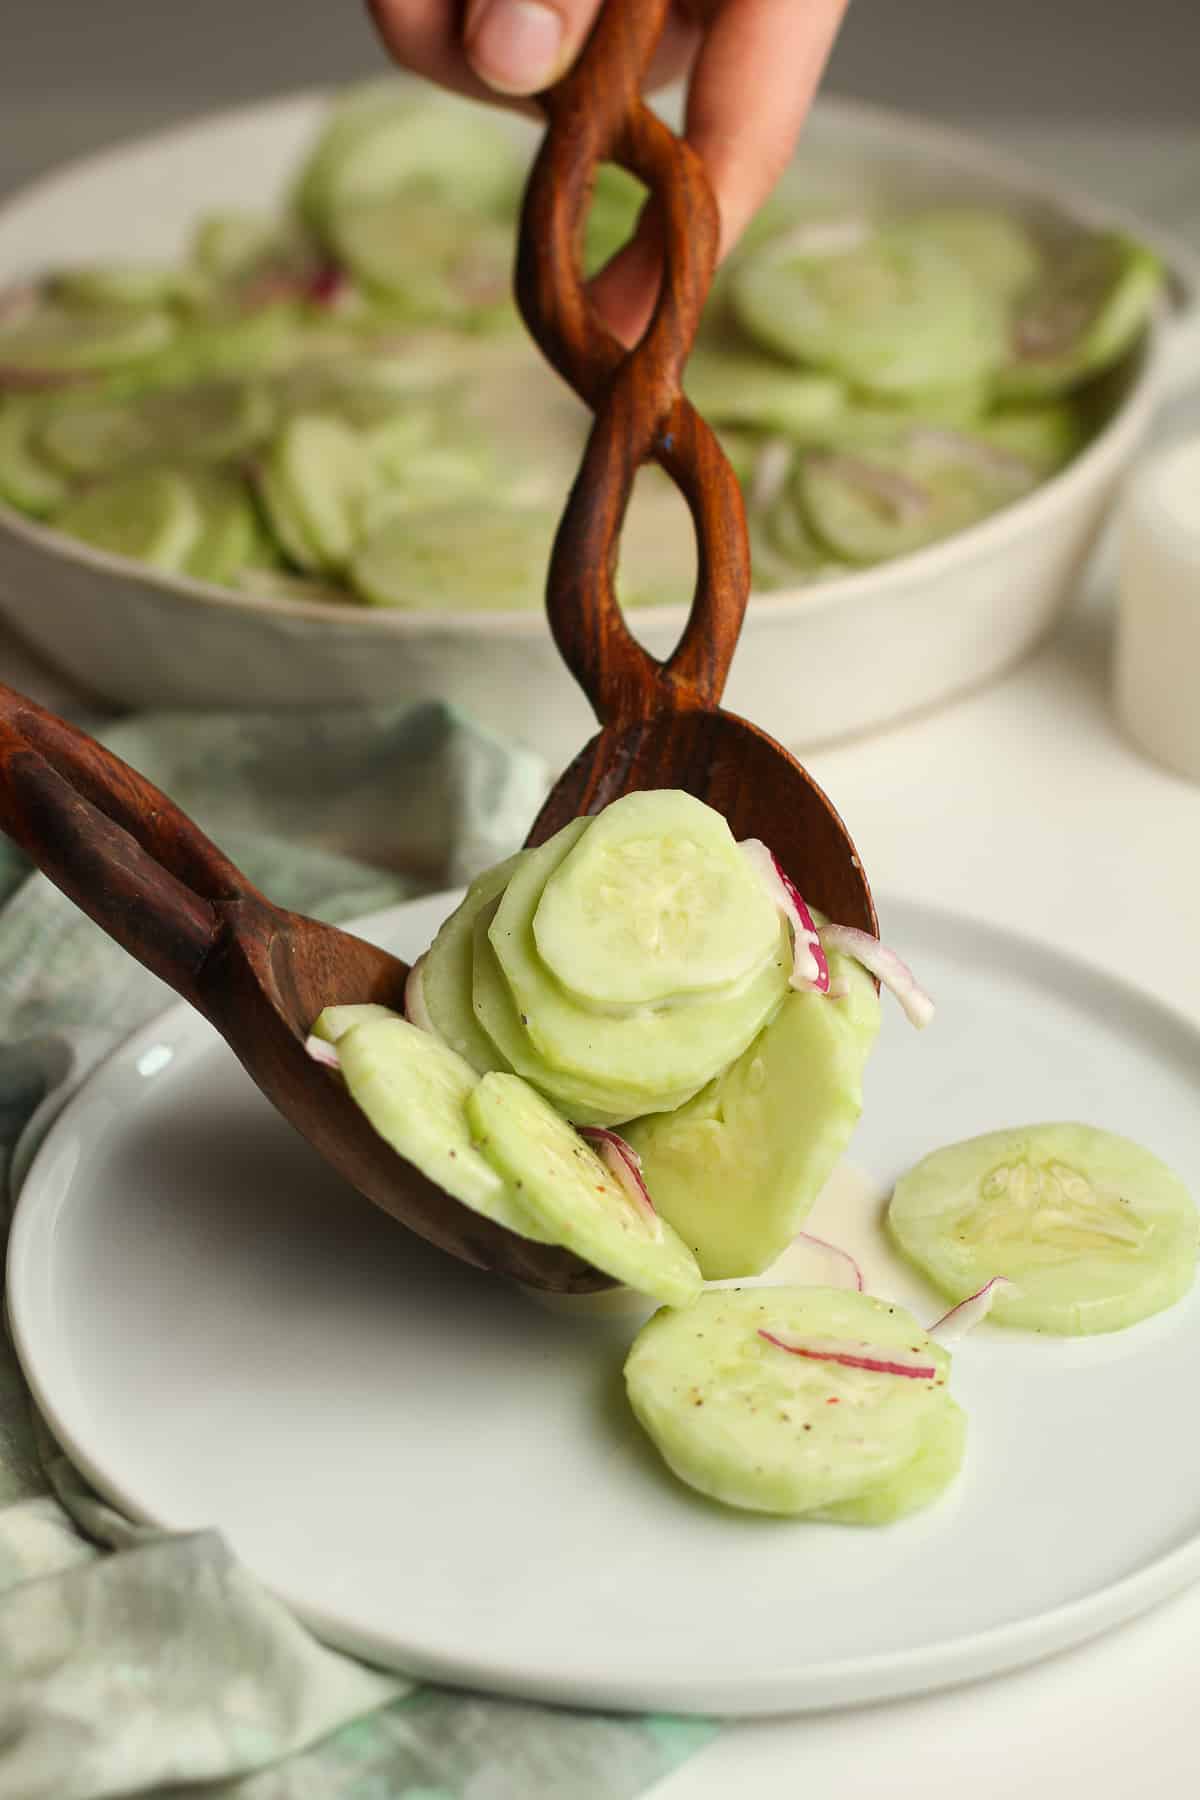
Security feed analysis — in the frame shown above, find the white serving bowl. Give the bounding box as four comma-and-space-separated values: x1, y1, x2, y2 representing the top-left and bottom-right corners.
0, 89, 1194, 764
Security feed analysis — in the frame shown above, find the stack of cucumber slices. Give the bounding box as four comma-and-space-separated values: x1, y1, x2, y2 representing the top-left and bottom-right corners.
305, 790, 1196, 1525
0, 84, 1164, 606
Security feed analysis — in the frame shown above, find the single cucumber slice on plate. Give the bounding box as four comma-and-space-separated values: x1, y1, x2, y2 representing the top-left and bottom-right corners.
887, 1122, 1199, 1335
732, 226, 1005, 397
52, 468, 203, 572
349, 500, 555, 611
999, 233, 1163, 400
812, 1390, 967, 1525
467, 1072, 702, 1305
490, 818, 791, 1099
533, 790, 782, 1010
336, 1016, 553, 1242
0, 401, 68, 515
624, 1287, 960, 1518
625, 940, 880, 1278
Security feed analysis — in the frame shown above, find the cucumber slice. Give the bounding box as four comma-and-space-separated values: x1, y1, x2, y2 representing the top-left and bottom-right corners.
973, 403, 1083, 476
52, 468, 203, 572
533, 790, 782, 1009
53, 264, 184, 311
998, 233, 1163, 400
419, 854, 524, 1074
813, 1392, 967, 1525
311, 1002, 400, 1043
624, 941, 880, 1278
490, 821, 791, 1098
0, 401, 68, 516
472, 900, 701, 1127
296, 86, 522, 231
887, 1123, 1199, 1335
191, 212, 292, 284
349, 501, 555, 611
904, 207, 1043, 301
330, 195, 513, 329
185, 472, 262, 584
624, 1287, 958, 1518
732, 226, 1005, 397
260, 413, 378, 572
683, 349, 845, 440
0, 303, 175, 381
466, 1073, 702, 1305
796, 426, 1037, 566
38, 380, 272, 477
336, 1016, 552, 1242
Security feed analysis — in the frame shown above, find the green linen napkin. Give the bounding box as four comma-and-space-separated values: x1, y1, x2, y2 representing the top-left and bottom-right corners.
0, 702, 717, 1800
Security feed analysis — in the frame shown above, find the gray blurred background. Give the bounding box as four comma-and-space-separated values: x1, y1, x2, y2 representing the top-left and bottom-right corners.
4, 1, 1199, 209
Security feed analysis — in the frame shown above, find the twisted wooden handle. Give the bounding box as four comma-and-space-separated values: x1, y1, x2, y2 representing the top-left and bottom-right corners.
516, 0, 750, 728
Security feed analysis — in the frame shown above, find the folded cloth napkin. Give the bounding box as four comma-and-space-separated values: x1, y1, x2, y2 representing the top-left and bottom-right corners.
0, 702, 717, 1800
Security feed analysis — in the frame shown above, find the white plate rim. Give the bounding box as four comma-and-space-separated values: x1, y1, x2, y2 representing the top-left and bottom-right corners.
7, 889, 1200, 1716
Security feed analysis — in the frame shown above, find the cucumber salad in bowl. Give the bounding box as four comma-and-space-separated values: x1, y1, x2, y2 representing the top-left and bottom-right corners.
0, 82, 1165, 609
304, 791, 1198, 1525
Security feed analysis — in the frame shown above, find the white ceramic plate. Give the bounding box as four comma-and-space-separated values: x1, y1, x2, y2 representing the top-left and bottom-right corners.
0, 89, 1195, 761
8, 892, 1200, 1717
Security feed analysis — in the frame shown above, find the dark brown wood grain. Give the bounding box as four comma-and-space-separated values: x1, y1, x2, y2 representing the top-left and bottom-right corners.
0, 685, 607, 1292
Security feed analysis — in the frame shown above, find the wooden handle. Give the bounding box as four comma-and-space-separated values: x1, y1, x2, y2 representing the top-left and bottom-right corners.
516, 0, 750, 727
0, 687, 257, 1010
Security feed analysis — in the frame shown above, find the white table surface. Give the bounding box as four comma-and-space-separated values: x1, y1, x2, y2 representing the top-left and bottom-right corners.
3, 117, 1199, 1793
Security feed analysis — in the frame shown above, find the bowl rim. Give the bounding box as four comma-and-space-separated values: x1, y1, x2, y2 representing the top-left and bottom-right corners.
1, 85, 1196, 641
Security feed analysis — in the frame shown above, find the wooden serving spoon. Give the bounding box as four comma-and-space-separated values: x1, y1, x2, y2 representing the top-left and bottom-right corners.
0, 0, 873, 1294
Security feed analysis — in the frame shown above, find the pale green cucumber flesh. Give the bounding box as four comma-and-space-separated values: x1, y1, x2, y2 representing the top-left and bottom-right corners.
310, 1002, 401, 1044
533, 790, 782, 1008
490, 819, 791, 1098
467, 1072, 702, 1305
625, 944, 880, 1278
264, 413, 377, 572
903, 207, 1044, 300
418, 854, 526, 1074
52, 468, 203, 571
624, 1287, 954, 1518
811, 1392, 967, 1524
0, 303, 176, 377
732, 227, 1005, 396
349, 501, 555, 611
0, 401, 68, 515
335, 1016, 553, 1242
887, 1122, 1199, 1335
470, 901, 698, 1127
185, 472, 262, 583
998, 234, 1163, 400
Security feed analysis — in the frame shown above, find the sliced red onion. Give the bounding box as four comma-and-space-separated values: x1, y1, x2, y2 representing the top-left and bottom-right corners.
304, 1032, 341, 1070
907, 425, 1035, 484
404, 954, 436, 1035
308, 261, 350, 308
818, 924, 934, 1029
815, 454, 931, 526
739, 839, 829, 993
579, 1126, 662, 1237
928, 1277, 1016, 1343
0, 364, 92, 393
759, 1330, 936, 1380
795, 1230, 864, 1292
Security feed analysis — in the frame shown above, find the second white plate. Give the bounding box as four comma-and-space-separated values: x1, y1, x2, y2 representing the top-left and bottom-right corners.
8, 893, 1200, 1716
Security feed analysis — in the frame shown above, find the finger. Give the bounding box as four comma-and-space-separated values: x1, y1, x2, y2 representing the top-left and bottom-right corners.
463, 0, 604, 97
366, 0, 514, 107
684, 0, 849, 258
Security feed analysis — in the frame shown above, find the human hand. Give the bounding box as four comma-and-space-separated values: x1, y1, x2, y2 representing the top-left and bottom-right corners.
368, 0, 850, 344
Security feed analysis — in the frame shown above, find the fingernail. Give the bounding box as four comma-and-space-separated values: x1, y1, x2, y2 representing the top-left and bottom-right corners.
467, 0, 564, 96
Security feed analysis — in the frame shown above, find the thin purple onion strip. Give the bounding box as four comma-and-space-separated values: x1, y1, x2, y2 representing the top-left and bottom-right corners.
739, 839, 830, 993
928, 1277, 1015, 1343
818, 924, 935, 1029
304, 1033, 341, 1070
795, 1230, 864, 1291
579, 1126, 662, 1237
758, 1331, 936, 1380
